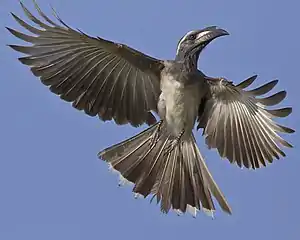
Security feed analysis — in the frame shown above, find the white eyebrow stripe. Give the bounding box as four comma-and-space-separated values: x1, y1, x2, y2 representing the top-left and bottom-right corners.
176, 30, 196, 54
176, 30, 212, 55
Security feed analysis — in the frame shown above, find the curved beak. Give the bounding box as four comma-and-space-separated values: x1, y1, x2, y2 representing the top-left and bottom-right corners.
196, 26, 229, 43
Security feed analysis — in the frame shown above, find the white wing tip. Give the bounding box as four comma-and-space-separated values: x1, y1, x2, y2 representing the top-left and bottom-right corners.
173, 205, 215, 218
107, 163, 133, 186
174, 209, 183, 216
187, 205, 198, 218
133, 192, 144, 199
108, 164, 215, 218
203, 208, 215, 219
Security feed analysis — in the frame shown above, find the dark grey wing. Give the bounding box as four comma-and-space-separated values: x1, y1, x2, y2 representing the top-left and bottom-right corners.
7, 1, 164, 127
198, 75, 294, 169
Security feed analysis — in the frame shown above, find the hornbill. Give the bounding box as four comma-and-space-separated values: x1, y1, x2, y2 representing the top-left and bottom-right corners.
7, 1, 294, 217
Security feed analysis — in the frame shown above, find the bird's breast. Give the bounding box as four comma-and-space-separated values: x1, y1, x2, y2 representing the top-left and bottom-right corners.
159, 73, 201, 137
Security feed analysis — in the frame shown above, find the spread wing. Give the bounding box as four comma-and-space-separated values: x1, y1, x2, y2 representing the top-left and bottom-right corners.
7, 1, 164, 127
198, 75, 294, 169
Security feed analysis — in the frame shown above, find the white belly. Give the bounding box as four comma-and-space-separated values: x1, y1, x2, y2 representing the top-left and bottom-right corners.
158, 75, 200, 137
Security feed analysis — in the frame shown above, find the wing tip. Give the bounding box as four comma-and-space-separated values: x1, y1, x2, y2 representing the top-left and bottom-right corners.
7, 44, 19, 51
10, 12, 19, 20
271, 79, 279, 84
236, 74, 258, 89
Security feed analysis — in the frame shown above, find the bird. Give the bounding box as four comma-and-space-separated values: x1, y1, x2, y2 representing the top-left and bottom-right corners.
7, 1, 294, 217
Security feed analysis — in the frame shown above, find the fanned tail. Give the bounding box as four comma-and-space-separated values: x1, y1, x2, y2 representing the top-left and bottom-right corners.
98, 122, 232, 216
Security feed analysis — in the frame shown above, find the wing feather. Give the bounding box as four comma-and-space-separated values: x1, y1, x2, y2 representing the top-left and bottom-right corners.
8, 1, 164, 127
199, 76, 294, 169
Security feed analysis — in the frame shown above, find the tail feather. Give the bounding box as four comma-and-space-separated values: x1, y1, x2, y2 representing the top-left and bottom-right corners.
192, 134, 232, 214
134, 138, 169, 197
100, 124, 157, 185
98, 122, 232, 216
185, 141, 214, 211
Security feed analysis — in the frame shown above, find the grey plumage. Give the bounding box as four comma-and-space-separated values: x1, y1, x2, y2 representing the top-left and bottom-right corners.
99, 121, 230, 215
8, 1, 163, 127
8, 1, 294, 217
198, 76, 294, 169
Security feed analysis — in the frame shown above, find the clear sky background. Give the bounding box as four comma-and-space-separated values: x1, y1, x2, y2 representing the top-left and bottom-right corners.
0, 0, 299, 239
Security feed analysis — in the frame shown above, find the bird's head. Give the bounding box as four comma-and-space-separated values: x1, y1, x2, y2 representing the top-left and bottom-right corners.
176, 26, 229, 62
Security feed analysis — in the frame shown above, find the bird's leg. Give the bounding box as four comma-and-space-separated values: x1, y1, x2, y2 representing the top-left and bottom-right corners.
150, 120, 163, 146
165, 129, 185, 155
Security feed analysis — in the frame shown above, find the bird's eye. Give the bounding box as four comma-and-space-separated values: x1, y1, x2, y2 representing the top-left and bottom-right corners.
188, 34, 196, 40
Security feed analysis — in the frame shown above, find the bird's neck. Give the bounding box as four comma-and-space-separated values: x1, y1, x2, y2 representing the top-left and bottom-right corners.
175, 51, 199, 71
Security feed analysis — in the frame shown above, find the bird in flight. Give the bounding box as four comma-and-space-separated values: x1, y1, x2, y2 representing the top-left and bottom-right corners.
7, 1, 294, 217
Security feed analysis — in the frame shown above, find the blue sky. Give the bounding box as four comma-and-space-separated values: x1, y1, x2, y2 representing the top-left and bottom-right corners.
1, 0, 299, 239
